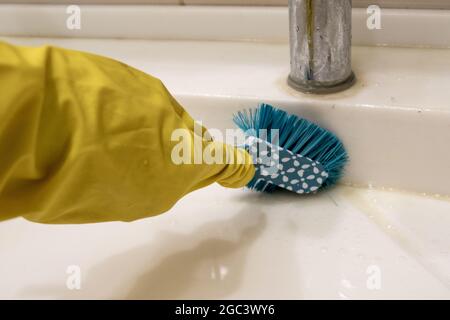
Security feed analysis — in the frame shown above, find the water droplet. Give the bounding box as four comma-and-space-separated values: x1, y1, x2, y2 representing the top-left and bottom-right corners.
219, 265, 228, 280
341, 279, 354, 289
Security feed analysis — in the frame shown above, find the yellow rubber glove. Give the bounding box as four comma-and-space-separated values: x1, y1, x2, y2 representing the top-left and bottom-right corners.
0, 41, 254, 224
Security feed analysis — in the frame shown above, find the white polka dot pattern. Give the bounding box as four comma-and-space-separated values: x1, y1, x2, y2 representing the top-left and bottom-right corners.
244, 137, 329, 194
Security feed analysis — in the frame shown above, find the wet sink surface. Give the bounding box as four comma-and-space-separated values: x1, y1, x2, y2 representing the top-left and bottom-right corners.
0, 37, 449, 299
0, 184, 449, 299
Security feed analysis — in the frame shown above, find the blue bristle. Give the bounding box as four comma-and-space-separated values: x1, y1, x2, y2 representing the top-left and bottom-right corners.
233, 103, 348, 192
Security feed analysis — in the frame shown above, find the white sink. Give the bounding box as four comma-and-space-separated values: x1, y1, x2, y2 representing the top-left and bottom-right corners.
1, 6, 450, 299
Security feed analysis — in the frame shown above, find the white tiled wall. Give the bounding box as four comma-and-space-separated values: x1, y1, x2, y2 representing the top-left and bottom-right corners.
1, 0, 450, 9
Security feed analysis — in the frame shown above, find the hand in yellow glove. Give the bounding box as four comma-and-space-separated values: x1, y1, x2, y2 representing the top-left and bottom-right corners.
0, 41, 254, 224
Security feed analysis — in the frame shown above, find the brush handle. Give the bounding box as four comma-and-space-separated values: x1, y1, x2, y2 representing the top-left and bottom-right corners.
244, 137, 329, 194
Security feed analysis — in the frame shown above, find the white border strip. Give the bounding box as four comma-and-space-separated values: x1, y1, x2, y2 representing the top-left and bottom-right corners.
1, 4, 450, 48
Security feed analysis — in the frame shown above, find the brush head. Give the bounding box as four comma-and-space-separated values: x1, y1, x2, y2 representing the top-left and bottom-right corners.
233, 103, 348, 193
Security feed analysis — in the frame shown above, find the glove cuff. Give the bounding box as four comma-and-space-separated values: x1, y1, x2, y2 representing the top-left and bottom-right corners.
216, 145, 255, 189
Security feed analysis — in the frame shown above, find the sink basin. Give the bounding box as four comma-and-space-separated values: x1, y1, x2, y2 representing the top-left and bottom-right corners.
1, 6, 449, 299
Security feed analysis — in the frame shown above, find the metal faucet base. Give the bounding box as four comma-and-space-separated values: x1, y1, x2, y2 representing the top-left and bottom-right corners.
288, 71, 356, 95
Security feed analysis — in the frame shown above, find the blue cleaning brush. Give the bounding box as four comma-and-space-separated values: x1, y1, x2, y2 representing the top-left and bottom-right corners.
233, 103, 348, 194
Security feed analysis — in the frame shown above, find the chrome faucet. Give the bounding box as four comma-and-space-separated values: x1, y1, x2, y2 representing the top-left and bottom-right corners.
288, 0, 355, 94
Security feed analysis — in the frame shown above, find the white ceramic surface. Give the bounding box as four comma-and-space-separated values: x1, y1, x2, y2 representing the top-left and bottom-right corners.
0, 184, 449, 299
1, 5, 450, 48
